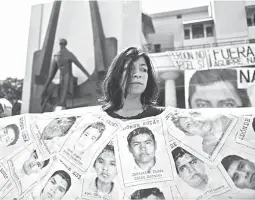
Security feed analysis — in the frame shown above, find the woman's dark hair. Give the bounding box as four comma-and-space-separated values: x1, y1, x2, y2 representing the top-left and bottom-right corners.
100, 47, 159, 111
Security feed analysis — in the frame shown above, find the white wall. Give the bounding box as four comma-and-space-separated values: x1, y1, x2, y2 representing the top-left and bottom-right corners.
21, 4, 43, 114
213, 1, 248, 42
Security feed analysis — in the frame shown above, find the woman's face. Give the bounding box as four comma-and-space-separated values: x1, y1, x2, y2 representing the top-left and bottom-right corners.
120, 56, 148, 97
94, 150, 117, 183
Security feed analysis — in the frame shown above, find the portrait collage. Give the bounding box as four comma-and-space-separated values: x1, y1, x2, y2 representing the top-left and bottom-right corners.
1, 105, 255, 200
3, 0, 255, 199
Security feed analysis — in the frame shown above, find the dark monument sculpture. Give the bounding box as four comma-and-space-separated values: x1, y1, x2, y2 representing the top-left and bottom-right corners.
41, 38, 91, 111
28, 0, 117, 113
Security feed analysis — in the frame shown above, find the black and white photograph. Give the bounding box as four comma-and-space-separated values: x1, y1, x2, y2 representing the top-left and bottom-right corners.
116, 116, 173, 187
217, 143, 255, 199
123, 183, 173, 200
170, 144, 231, 200
59, 113, 120, 172
22, 156, 83, 200
0, 115, 31, 160
166, 109, 238, 162
29, 115, 78, 158
184, 68, 252, 109
4, 143, 53, 196
3, 0, 255, 199
82, 141, 122, 200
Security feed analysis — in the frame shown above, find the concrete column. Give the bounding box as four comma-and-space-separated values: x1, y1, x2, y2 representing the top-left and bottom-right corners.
120, 0, 141, 50
160, 71, 180, 107
21, 4, 43, 114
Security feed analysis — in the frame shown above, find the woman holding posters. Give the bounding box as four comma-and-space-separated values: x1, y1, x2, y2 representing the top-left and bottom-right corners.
101, 47, 165, 120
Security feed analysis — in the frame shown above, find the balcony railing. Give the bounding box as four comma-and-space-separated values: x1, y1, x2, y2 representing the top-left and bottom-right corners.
145, 39, 255, 53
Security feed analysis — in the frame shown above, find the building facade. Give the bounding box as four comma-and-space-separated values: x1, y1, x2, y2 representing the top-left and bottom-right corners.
147, 0, 255, 51
146, 0, 255, 108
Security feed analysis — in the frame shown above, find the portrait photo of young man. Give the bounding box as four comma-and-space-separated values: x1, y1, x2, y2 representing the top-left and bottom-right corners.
39, 170, 72, 200
172, 147, 208, 190
221, 155, 255, 191
127, 127, 157, 171
187, 69, 251, 108
0, 124, 19, 147
72, 121, 106, 156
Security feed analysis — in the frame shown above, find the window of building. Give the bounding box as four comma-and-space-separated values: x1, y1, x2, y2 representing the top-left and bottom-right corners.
192, 24, 204, 39
184, 29, 190, 40
246, 6, 255, 26
177, 15, 182, 19
154, 44, 161, 52
247, 18, 252, 26
206, 26, 213, 37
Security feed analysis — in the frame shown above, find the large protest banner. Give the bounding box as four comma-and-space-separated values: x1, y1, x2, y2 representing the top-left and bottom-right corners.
208, 44, 255, 69
159, 43, 255, 109
167, 49, 209, 70
1, 106, 255, 199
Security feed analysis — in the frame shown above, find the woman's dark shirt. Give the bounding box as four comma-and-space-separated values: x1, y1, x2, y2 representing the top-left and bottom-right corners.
105, 105, 165, 120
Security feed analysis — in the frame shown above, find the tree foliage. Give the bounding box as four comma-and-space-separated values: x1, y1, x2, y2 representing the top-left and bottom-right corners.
0, 77, 23, 115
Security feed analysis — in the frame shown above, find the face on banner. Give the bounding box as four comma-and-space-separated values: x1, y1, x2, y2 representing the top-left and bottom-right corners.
221, 154, 255, 190
82, 141, 122, 200
176, 112, 213, 137
172, 147, 208, 190
128, 132, 157, 167
0, 115, 32, 160
22, 150, 50, 175
40, 172, 70, 200
73, 122, 105, 156
41, 117, 77, 140
168, 142, 231, 200
0, 124, 19, 147
116, 117, 173, 187
93, 144, 117, 184
185, 69, 251, 109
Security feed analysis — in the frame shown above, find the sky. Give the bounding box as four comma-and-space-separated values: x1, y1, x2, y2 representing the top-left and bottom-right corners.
0, 0, 209, 80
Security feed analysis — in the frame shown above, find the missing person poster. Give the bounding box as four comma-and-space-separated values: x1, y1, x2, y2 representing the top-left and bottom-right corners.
29, 114, 80, 159
115, 116, 173, 187
167, 140, 231, 200
81, 140, 123, 200
59, 113, 121, 173
21, 155, 83, 200
1, 106, 255, 199
0, 114, 32, 160
164, 108, 238, 164
3, 143, 53, 196
216, 142, 255, 198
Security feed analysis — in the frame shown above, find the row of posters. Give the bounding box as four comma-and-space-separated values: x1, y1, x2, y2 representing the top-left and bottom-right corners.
0, 106, 255, 199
